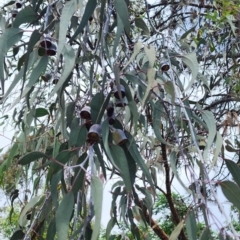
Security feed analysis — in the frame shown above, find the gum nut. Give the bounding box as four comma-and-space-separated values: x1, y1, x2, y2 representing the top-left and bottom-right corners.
16, 2, 22, 8
80, 106, 91, 119
46, 43, 57, 56
113, 85, 126, 99
12, 10, 18, 18
112, 129, 127, 145
107, 101, 114, 117
41, 73, 52, 82
40, 37, 52, 48
161, 63, 170, 72
88, 124, 102, 141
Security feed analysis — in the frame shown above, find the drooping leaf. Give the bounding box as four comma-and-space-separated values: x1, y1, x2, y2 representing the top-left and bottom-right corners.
123, 42, 142, 70
90, 92, 105, 124
106, 218, 116, 240
164, 81, 175, 103
113, 14, 124, 57
57, 0, 76, 57
46, 219, 56, 240
135, 17, 150, 36
96, 92, 111, 124
4, 50, 38, 102
186, 210, 197, 240
202, 110, 216, 161
181, 52, 199, 90
51, 45, 75, 96
210, 131, 222, 169
21, 55, 48, 98
91, 176, 103, 240
56, 192, 74, 240
142, 68, 155, 107
152, 100, 171, 145
144, 45, 156, 68
199, 227, 211, 240
12, 7, 38, 28
69, 124, 87, 147
110, 144, 132, 192
125, 132, 155, 192
70, 0, 97, 41
10, 230, 25, 240
66, 102, 76, 128
114, 0, 130, 36
19, 195, 42, 227
225, 160, 240, 188
18, 151, 47, 165
93, 144, 107, 180
35, 108, 49, 117
169, 221, 184, 240
220, 181, 240, 212
170, 151, 191, 193
0, 28, 23, 93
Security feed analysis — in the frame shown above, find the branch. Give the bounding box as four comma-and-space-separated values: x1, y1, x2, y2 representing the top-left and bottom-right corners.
133, 193, 169, 240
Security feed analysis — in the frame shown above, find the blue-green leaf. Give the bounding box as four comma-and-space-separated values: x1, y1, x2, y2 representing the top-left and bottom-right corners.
18, 151, 47, 165
57, 0, 76, 57
13, 7, 38, 28
22, 55, 48, 97
135, 17, 150, 36
186, 210, 197, 240
114, 0, 130, 36
225, 160, 240, 188
51, 45, 75, 96
70, 0, 97, 41
113, 14, 124, 57
56, 192, 74, 240
0, 28, 23, 93
91, 176, 103, 240
220, 181, 240, 212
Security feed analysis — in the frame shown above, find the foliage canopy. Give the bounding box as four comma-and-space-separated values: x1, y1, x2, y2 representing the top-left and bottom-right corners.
1, 0, 240, 239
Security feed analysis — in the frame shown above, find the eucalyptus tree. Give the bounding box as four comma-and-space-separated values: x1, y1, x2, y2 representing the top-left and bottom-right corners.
0, 0, 240, 239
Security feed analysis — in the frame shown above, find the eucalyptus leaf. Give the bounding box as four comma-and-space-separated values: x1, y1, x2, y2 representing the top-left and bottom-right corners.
56, 192, 74, 240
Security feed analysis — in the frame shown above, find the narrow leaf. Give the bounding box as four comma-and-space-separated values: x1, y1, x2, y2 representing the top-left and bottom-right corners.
186, 210, 197, 240
202, 110, 216, 161
144, 45, 156, 68
225, 160, 240, 188
0, 28, 23, 93
56, 192, 74, 240
21, 55, 48, 98
113, 14, 124, 57
220, 181, 240, 212
142, 68, 155, 108
114, 0, 130, 36
57, 0, 76, 57
19, 195, 42, 227
110, 145, 132, 192
35, 108, 49, 117
181, 52, 199, 90
12, 7, 38, 28
51, 45, 75, 96
123, 41, 142, 70
70, 0, 97, 41
18, 151, 47, 165
135, 17, 150, 36
69, 125, 87, 147
169, 221, 184, 240
91, 176, 103, 240
90, 92, 105, 124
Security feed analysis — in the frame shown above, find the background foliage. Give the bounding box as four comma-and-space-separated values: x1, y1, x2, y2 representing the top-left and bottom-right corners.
1, 0, 240, 239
